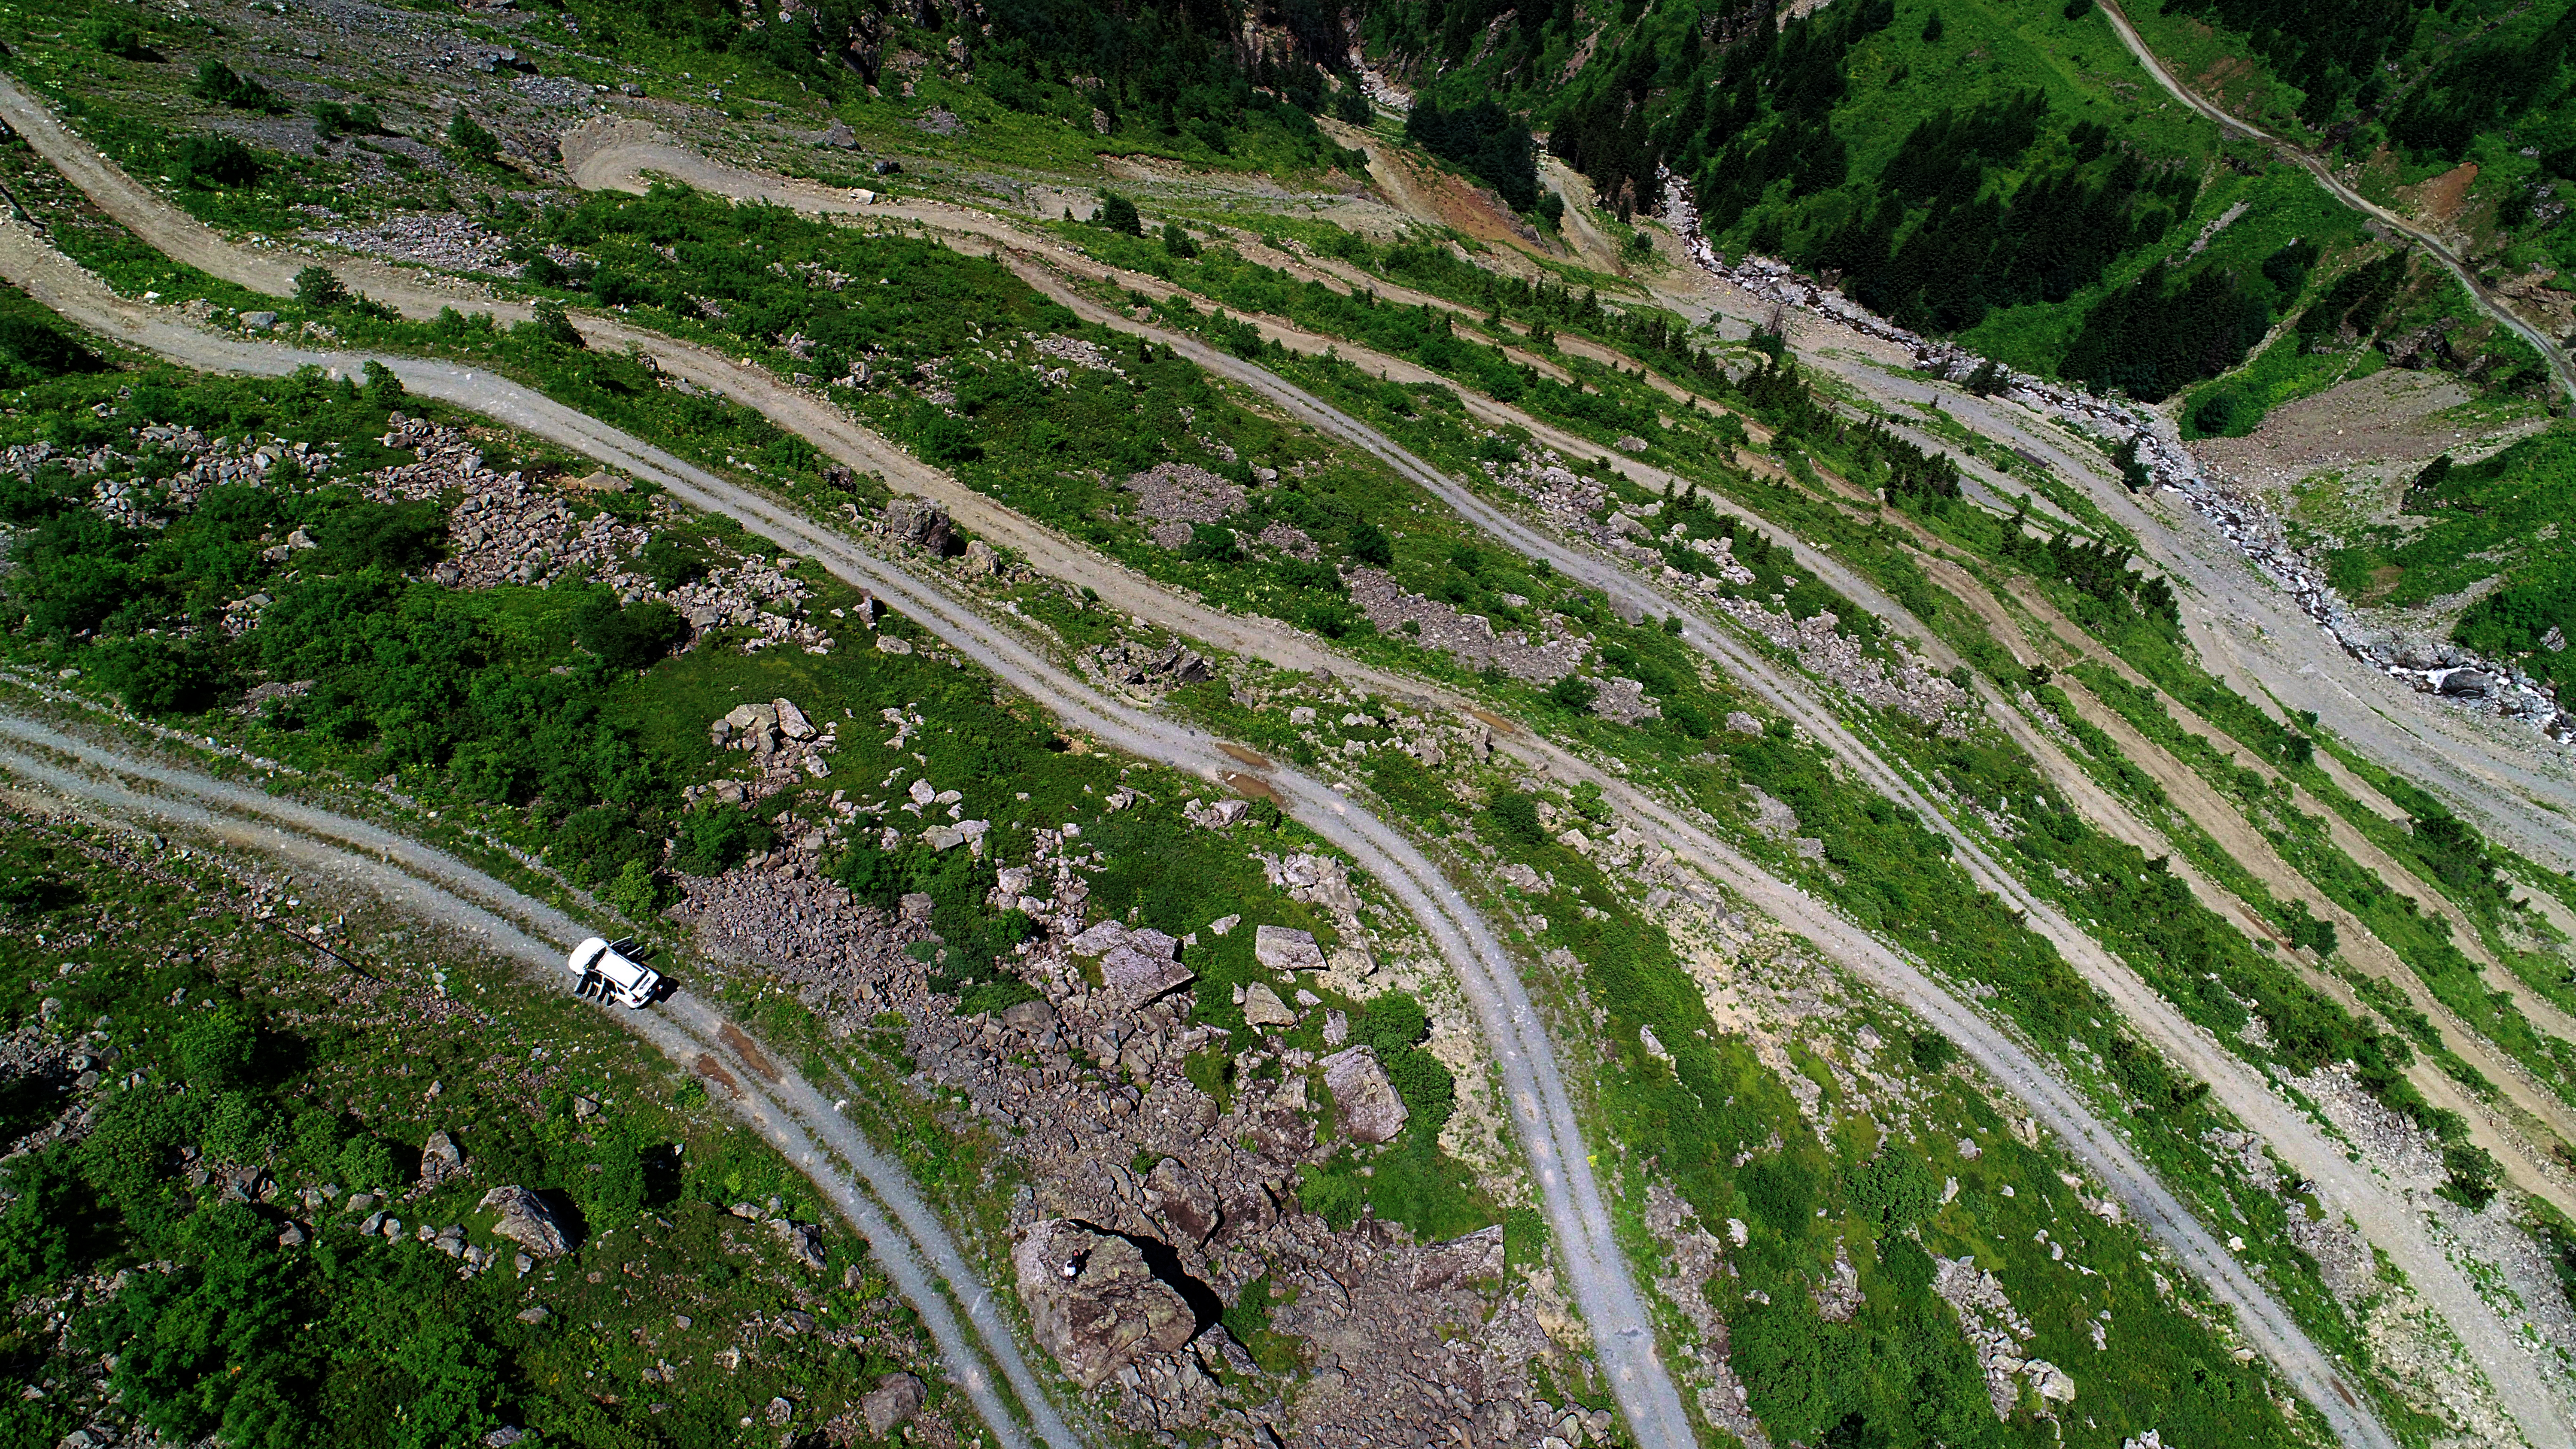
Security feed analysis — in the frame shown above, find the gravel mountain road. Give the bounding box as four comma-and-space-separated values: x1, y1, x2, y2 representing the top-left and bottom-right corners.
0, 708, 1082, 1449
0, 101, 2478, 1443
0, 213, 1700, 1445
464, 139, 2454, 1446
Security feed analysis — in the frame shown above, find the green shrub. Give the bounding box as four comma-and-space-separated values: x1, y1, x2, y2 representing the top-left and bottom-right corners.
574, 595, 688, 672
334, 1134, 397, 1193
523, 298, 583, 349
674, 804, 772, 876
640, 534, 711, 589
447, 111, 502, 163
2443, 1142, 2500, 1208
0, 1152, 94, 1297
190, 61, 279, 112
314, 501, 444, 574
1484, 791, 1545, 848
170, 134, 261, 188
1847, 1147, 1938, 1229
293, 266, 347, 310
93, 636, 224, 717
0, 314, 101, 386
176, 1003, 257, 1089
1549, 674, 1598, 713
1097, 192, 1143, 236
308, 101, 382, 140
1346, 519, 1394, 567
1907, 1031, 1957, 1072
83, 17, 154, 59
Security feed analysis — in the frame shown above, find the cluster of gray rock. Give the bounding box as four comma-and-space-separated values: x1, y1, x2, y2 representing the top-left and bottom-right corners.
1480, 446, 1611, 534
1715, 599, 1975, 735
670, 816, 1577, 1443
1123, 461, 1246, 550
0, 426, 348, 535
687, 696, 841, 810
1933, 1254, 2075, 1418
302, 212, 516, 275
374, 415, 839, 653
1081, 634, 1218, 690
1344, 566, 1592, 684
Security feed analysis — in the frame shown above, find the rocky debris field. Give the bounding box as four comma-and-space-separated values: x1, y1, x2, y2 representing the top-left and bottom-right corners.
1344, 567, 1591, 684
1124, 461, 1246, 552
379, 414, 837, 654
1716, 599, 1975, 736
671, 803, 1583, 1446
1934, 1253, 2075, 1419
1080, 634, 1218, 693
1, 423, 346, 536
686, 695, 844, 812
303, 212, 518, 275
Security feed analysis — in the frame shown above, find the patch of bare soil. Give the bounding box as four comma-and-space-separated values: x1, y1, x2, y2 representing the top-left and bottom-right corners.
1333, 126, 1544, 261
2190, 366, 2522, 498
1100, 152, 1299, 199
2193, 55, 2266, 117
2402, 161, 2482, 226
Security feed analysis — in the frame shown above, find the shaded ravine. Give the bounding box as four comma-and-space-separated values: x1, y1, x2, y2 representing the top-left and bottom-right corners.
0, 229, 1696, 1444
0, 710, 1078, 1449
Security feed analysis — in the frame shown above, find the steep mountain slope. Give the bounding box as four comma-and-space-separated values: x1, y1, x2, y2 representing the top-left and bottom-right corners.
9, 0, 2576, 1445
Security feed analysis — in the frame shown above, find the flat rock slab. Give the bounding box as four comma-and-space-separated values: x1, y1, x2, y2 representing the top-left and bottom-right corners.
1322, 1045, 1409, 1144
1253, 924, 1324, 970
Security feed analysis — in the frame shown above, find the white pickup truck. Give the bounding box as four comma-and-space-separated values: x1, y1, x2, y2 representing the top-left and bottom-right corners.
568, 937, 661, 1009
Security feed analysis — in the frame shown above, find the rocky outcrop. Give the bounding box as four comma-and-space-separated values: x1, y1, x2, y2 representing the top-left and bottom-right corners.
1322, 1046, 1408, 1143
418, 1129, 465, 1191
769, 1216, 828, 1271
479, 1185, 569, 1258
884, 497, 960, 555
1014, 1219, 1199, 1389
1252, 925, 1324, 971
1075, 921, 1197, 1006
860, 1372, 925, 1437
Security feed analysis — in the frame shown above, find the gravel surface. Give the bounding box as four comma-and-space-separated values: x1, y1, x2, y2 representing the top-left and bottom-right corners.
5, 96, 2514, 1433
0, 710, 1081, 1449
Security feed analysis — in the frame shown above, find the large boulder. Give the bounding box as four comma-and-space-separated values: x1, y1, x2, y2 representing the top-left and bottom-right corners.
1013, 1220, 1197, 1389
885, 497, 958, 554
1410, 1224, 1506, 1291
860, 1372, 925, 1438
1252, 924, 1324, 971
1242, 982, 1297, 1027
1143, 1157, 1222, 1246
769, 1217, 827, 1271
1081, 922, 1195, 1005
1322, 1046, 1410, 1144
419, 1130, 465, 1191
2440, 668, 2497, 698
479, 1185, 569, 1258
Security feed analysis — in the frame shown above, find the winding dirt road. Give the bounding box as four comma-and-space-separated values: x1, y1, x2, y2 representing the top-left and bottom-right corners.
0, 707, 1083, 1449
0, 207, 1705, 1449
0, 93, 2487, 1444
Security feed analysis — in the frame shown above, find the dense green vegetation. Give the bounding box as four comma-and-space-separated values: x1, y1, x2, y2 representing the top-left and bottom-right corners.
2301, 426, 2576, 682
0, 816, 933, 1449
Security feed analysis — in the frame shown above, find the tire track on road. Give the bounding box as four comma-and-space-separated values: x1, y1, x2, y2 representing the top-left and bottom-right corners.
0, 200, 1699, 1444
0, 709, 1082, 1449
